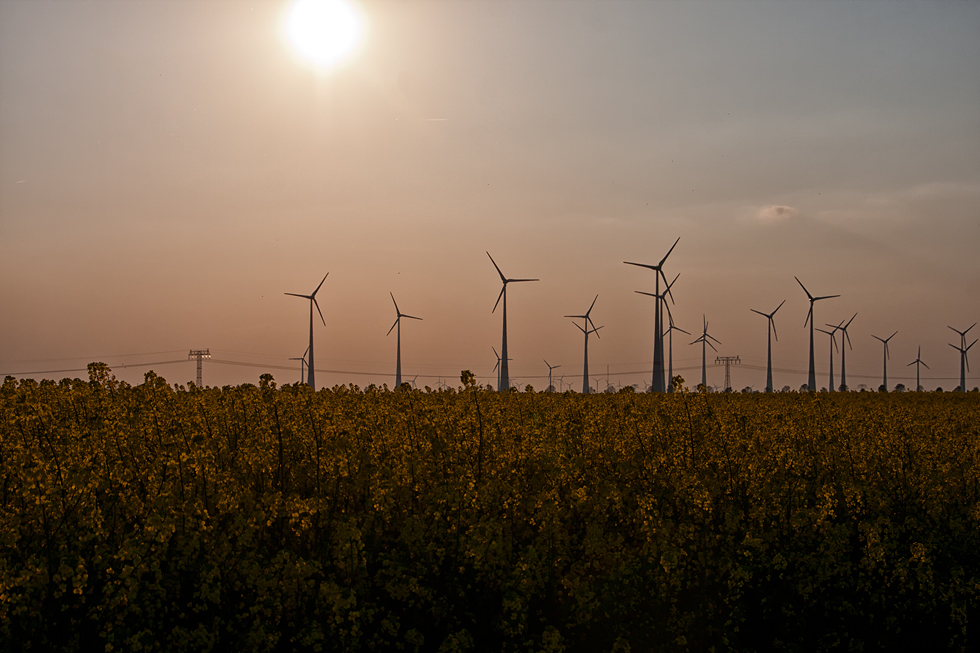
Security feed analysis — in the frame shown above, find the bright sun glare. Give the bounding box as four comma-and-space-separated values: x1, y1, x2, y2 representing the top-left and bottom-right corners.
285, 0, 365, 70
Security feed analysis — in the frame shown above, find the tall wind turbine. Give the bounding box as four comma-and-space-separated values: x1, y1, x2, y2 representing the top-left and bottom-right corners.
949, 324, 977, 392
835, 313, 857, 391
871, 331, 898, 390
625, 237, 680, 392
387, 293, 422, 388
795, 277, 839, 391
907, 347, 929, 391
487, 252, 538, 392
816, 327, 839, 392
636, 272, 682, 391
565, 295, 602, 393
544, 360, 561, 392
750, 300, 785, 393
285, 273, 328, 390
690, 315, 720, 390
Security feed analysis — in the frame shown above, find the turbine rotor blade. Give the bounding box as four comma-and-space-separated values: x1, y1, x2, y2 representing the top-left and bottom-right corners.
636, 291, 657, 298
773, 299, 786, 315
390, 292, 399, 312
387, 318, 399, 336
795, 276, 814, 301
403, 314, 422, 321
624, 261, 658, 271
658, 237, 681, 267
311, 272, 329, 297
586, 294, 598, 316
750, 308, 767, 317
486, 252, 506, 282
492, 286, 505, 313
772, 317, 779, 342
814, 294, 840, 301
508, 278, 539, 283
284, 292, 311, 299
313, 297, 326, 326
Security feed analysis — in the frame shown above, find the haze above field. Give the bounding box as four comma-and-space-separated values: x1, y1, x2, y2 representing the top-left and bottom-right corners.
1, 1, 978, 391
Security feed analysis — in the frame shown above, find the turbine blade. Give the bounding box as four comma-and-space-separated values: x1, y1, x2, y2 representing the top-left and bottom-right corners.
487, 252, 506, 282
844, 313, 857, 329
636, 291, 657, 298
707, 340, 718, 352
624, 261, 658, 271
390, 292, 399, 312
888, 331, 898, 341
404, 314, 422, 321
658, 236, 681, 267
795, 276, 814, 301
773, 299, 786, 315
772, 318, 779, 342
313, 297, 326, 326
844, 330, 852, 350
573, 322, 586, 334
662, 270, 678, 304
804, 306, 812, 328
386, 318, 399, 336
586, 294, 598, 316
872, 335, 885, 344
814, 294, 840, 301
284, 292, 310, 299
750, 308, 767, 317
565, 314, 587, 319
509, 278, 539, 283
707, 334, 722, 345
592, 325, 604, 338
922, 361, 930, 369
492, 285, 505, 313
492, 346, 499, 359
311, 272, 329, 297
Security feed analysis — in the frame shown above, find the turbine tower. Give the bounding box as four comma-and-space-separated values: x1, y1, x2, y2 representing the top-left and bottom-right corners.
487, 252, 538, 392
285, 273, 328, 390
544, 360, 561, 392
750, 300, 785, 393
565, 295, 602, 393
949, 324, 977, 392
836, 313, 857, 391
624, 237, 680, 392
871, 331, 898, 391
907, 346, 929, 391
636, 272, 681, 390
815, 326, 839, 392
492, 347, 512, 390
387, 292, 422, 388
795, 277, 839, 391
690, 315, 720, 390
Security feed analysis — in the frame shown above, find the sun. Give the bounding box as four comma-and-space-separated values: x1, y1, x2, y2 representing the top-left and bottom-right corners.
284, 0, 365, 70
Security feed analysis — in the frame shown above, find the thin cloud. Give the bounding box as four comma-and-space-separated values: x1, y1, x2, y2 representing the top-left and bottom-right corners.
757, 205, 799, 222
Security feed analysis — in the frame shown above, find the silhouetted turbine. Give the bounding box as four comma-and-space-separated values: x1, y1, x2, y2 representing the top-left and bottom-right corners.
488, 252, 538, 392
690, 315, 720, 390
907, 346, 929, 391
492, 347, 512, 390
625, 237, 680, 392
387, 292, 422, 388
285, 273, 328, 390
835, 313, 857, 391
663, 314, 690, 393
637, 272, 682, 391
750, 299, 785, 393
948, 323, 976, 392
288, 346, 309, 384
565, 295, 602, 393
871, 331, 898, 390
816, 326, 839, 392
795, 277, 839, 391
544, 360, 561, 393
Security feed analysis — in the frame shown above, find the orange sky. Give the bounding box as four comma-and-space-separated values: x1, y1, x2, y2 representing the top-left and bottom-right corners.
1, 1, 978, 391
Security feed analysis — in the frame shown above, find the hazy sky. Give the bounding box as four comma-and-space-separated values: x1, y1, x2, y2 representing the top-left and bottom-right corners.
1, 0, 978, 391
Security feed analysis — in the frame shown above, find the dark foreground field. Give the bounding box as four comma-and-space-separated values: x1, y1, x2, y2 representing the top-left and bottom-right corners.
1, 366, 978, 652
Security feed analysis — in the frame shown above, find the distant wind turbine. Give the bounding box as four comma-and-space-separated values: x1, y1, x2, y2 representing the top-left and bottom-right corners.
690, 315, 720, 390
795, 277, 839, 391
815, 326, 839, 392
624, 237, 680, 392
663, 316, 690, 393
949, 324, 977, 392
907, 347, 929, 391
544, 360, 561, 393
566, 295, 602, 393
750, 300, 785, 393
487, 252, 538, 392
285, 273, 328, 390
492, 347, 512, 390
387, 292, 422, 388
288, 346, 309, 384
871, 331, 898, 390
836, 313, 857, 391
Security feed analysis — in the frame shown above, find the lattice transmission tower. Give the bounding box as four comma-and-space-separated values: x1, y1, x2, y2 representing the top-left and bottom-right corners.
715, 355, 740, 392
188, 349, 211, 387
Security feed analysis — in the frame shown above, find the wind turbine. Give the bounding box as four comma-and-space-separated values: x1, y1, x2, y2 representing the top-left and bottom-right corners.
387, 292, 422, 388
487, 252, 538, 392
750, 300, 785, 393
949, 324, 977, 392
690, 315, 720, 390
288, 346, 309, 384
492, 347, 512, 390
871, 331, 898, 391
815, 326, 839, 392
285, 273, 328, 390
624, 237, 680, 392
795, 277, 839, 391
907, 347, 929, 391
637, 272, 683, 391
565, 295, 602, 393
544, 360, 561, 392
835, 313, 857, 391
664, 317, 690, 393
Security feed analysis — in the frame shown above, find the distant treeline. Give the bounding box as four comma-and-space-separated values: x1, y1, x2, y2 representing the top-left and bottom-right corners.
1, 365, 978, 652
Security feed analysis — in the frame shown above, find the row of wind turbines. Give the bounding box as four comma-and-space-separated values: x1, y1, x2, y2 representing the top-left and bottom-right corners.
284, 240, 976, 393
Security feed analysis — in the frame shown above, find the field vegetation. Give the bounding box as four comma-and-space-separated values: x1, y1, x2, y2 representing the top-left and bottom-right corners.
1, 365, 978, 652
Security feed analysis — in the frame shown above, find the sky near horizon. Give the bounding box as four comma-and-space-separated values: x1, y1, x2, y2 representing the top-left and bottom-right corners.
1, 0, 978, 391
